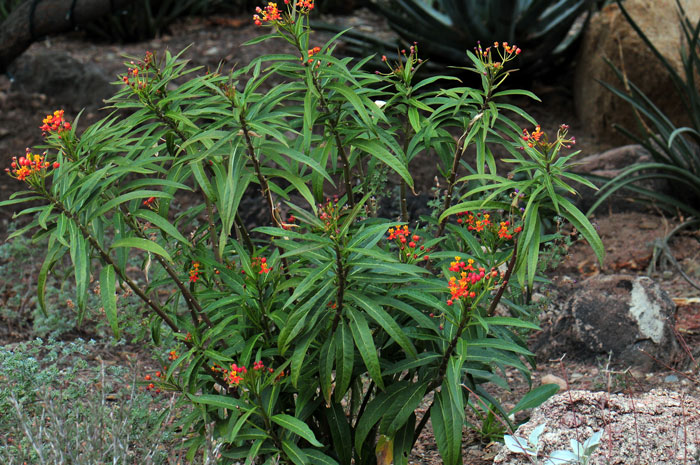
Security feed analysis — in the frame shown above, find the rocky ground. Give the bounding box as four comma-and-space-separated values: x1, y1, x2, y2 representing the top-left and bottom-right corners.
1, 8, 699, 465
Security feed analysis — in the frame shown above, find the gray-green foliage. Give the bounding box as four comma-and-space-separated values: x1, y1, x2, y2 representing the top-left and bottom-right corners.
0, 338, 189, 464
504, 424, 603, 464
0, 338, 91, 422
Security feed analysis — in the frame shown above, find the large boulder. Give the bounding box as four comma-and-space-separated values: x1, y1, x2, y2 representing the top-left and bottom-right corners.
494, 389, 700, 464
8, 50, 112, 112
574, 0, 700, 146
533, 274, 680, 371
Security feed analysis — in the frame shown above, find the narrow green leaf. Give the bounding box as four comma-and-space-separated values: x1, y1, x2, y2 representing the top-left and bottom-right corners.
353, 139, 413, 190
348, 308, 384, 390
110, 237, 173, 263
324, 403, 352, 465
468, 338, 534, 356
559, 197, 605, 265
509, 384, 559, 414
134, 209, 191, 245
271, 414, 323, 447
319, 336, 335, 405
282, 439, 308, 465
100, 265, 119, 339
431, 391, 461, 465
37, 243, 67, 317
348, 291, 417, 359
187, 393, 247, 410
408, 106, 421, 133
303, 449, 340, 465
334, 320, 354, 401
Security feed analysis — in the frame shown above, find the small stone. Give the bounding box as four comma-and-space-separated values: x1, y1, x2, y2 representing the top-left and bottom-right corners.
664, 374, 679, 383
541, 374, 567, 391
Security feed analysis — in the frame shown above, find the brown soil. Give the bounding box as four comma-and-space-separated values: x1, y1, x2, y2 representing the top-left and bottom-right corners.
1, 10, 699, 465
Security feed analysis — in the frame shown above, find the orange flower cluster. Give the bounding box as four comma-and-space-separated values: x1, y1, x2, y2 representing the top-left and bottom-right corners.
122, 52, 155, 90
521, 125, 544, 148
456, 211, 491, 232
318, 197, 344, 235
446, 257, 498, 306
122, 64, 146, 90
497, 220, 522, 240
40, 110, 71, 135
474, 41, 521, 73
219, 360, 278, 387
253, 2, 282, 26
296, 0, 314, 11
5, 149, 59, 182
144, 370, 165, 392
225, 363, 247, 385
303, 46, 322, 65
189, 261, 201, 282
167, 350, 178, 361
387, 225, 430, 262
456, 211, 522, 242
252, 256, 271, 274
520, 124, 576, 152
493, 41, 521, 56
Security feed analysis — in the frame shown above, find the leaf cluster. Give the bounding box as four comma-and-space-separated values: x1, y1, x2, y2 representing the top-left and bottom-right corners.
2, 8, 603, 464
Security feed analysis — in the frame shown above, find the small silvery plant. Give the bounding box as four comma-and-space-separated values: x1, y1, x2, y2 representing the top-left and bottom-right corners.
504, 424, 603, 465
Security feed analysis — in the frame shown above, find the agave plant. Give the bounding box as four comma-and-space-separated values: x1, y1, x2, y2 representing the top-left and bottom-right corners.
589, 0, 700, 217
368, 0, 595, 74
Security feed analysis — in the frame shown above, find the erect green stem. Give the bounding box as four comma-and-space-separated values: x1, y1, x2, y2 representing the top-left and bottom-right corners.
412, 299, 474, 443
48, 196, 179, 334
291, 33, 355, 206
414, 240, 519, 443
239, 115, 282, 228
332, 126, 356, 208
120, 206, 213, 329
253, 390, 293, 465
149, 99, 188, 143
436, 83, 495, 237
486, 239, 518, 317
235, 212, 254, 254
256, 285, 274, 344
400, 116, 413, 223
435, 116, 479, 237
330, 242, 347, 333
239, 113, 294, 295
204, 195, 222, 263
353, 380, 375, 428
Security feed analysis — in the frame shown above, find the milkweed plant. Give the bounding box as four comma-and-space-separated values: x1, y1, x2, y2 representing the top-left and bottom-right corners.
2, 1, 603, 463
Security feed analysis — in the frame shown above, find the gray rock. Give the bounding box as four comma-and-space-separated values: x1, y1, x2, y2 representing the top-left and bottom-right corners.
494, 389, 700, 465
8, 50, 113, 112
574, 145, 651, 178
534, 275, 680, 371
571, 144, 661, 213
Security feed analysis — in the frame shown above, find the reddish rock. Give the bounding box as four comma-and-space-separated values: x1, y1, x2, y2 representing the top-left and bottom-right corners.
574, 0, 700, 146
